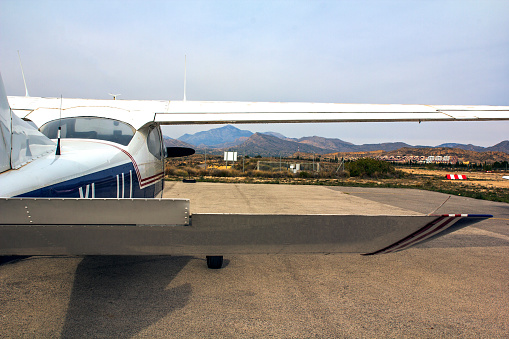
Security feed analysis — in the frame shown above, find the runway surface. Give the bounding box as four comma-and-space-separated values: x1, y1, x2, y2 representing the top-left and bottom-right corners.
1, 183, 508, 338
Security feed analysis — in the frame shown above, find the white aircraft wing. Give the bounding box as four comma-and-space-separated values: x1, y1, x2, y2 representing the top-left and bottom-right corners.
8, 96, 509, 130
156, 101, 509, 125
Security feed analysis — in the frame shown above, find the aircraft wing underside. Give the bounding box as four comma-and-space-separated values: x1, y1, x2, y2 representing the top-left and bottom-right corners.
0, 198, 491, 256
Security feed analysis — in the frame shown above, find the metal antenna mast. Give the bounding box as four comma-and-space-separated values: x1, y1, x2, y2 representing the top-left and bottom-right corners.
17, 51, 29, 97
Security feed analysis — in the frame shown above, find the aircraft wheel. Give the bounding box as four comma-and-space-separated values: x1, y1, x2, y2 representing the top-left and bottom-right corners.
206, 256, 223, 269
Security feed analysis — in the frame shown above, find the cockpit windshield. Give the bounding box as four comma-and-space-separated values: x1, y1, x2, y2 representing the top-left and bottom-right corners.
40, 117, 136, 146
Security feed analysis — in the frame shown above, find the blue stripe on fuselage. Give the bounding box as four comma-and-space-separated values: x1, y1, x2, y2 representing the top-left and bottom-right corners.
16, 163, 163, 198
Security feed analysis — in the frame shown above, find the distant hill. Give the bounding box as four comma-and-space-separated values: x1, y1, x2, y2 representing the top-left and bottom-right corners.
178, 125, 252, 146
230, 135, 421, 157
433, 141, 509, 154
166, 125, 508, 157
436, 143, 486, 152
297, 136, 356, 151
261, 131, 292, 140
486, 140, 509, 153
213, 137, 251, 149
235, 133, 333, 157
355, 142, 414, 152
163, 136, 195, 148
295, 137, 415, 153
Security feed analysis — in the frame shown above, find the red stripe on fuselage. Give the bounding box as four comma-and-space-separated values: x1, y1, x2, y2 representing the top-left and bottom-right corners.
73, 140, 163, 189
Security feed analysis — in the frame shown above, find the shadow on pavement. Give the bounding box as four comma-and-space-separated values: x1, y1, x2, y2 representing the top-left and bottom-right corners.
0, 256, 30, 265
61, 255, 192, 338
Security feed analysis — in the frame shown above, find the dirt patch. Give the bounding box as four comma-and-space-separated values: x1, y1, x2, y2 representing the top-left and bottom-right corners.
400, 169, 509, 189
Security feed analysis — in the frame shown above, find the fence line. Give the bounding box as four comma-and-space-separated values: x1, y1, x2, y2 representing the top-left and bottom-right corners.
256, 161, 344, 173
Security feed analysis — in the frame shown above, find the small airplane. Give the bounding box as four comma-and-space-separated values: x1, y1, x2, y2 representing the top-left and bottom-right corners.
1, 71, 508, 268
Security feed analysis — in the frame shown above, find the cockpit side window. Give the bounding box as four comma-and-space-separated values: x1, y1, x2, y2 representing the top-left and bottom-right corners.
147, 125, 163, 160
40, 117, 136, 146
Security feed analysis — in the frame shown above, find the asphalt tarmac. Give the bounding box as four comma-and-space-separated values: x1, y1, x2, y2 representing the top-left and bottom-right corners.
1, 184, 508, 338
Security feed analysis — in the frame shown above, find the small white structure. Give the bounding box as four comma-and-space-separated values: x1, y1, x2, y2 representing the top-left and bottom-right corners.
224, 151, 237, 162
224, 151, 237, 168
290, 164, 301, 174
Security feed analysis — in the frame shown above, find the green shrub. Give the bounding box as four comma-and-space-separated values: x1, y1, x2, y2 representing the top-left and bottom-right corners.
299, 171, 312, 178
346, 158, 397, 178
174, 169, 189, 177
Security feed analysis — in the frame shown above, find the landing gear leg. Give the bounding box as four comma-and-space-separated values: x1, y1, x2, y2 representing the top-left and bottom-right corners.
206, 256, 223, 269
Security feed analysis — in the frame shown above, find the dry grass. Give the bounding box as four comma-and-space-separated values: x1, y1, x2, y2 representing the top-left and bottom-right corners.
166, 166, 509, 203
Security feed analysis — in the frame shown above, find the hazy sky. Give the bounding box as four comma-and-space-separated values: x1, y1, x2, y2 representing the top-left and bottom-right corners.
1, 0, 508, 146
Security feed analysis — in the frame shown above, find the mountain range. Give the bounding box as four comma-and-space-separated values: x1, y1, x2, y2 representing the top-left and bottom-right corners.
163, 125, 509, 157
178, 125, 253, 147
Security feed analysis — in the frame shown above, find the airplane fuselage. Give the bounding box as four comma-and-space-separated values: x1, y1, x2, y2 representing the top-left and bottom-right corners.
0, 119, 165, 199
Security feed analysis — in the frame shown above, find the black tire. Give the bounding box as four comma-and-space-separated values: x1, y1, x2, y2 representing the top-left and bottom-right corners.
206, 256, 223, 269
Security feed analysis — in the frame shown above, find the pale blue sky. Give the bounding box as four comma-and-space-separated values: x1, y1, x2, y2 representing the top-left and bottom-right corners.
1, 0, 508, 146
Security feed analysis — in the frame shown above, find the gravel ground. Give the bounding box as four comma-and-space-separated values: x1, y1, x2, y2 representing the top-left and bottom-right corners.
1, 185, 507, 338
